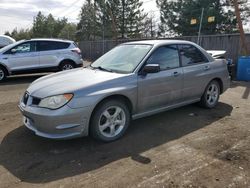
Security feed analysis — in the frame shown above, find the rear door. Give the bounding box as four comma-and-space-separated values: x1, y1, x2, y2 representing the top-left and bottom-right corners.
37, 41, 70, 68
179, 44, 212, 101
137, 44, 183, 113
6, 41, 39, 71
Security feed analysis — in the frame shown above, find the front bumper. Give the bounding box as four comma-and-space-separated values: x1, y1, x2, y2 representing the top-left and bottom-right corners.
18, 103, 91, 139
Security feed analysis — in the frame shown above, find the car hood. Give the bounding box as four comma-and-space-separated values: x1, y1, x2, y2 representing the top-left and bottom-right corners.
27, 68, 130, 98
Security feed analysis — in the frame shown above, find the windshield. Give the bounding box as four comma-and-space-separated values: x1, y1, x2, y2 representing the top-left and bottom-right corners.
91, 44, 152, 73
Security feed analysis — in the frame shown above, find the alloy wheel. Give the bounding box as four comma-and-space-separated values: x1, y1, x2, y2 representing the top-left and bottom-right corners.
206, 83, 219, 106
0, 69, 5, 81
98, 106, 126, 138
62, 64, 73, 70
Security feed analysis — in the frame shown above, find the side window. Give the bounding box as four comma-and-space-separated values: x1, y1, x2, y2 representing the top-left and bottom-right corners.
146, 45, 180, 70
179, 44, 208, 66
11, 42, 36, 53
54, 42, 70, 49
38, 41, 51, 51
38, 41, 70, 51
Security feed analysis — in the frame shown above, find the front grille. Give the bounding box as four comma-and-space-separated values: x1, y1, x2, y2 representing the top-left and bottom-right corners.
23, 92, 29, 105
32, 97, 41, 105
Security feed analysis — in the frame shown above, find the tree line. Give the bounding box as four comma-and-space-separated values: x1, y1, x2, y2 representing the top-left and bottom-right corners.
4, 12, 77, 41
4, 0, 250, 41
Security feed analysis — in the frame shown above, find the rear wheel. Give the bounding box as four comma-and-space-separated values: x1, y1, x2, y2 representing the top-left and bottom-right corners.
90, 100, 130, 142
60, 61, 75, 71
200, 80, 220, 108
0, 67, 6, 82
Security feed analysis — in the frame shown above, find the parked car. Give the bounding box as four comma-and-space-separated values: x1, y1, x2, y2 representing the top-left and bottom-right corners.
19, 40, 230, 142
0, 35, 16, 49
207, 50, 235, 79
0, 38, 83, 81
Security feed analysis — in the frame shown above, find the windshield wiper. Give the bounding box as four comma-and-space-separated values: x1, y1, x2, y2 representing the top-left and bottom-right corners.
91, 65, 113, 72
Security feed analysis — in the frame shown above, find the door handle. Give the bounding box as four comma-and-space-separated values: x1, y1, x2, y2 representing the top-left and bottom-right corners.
172, 71, 180, 77
204, 65, 210, 71
3, 57, 8, 60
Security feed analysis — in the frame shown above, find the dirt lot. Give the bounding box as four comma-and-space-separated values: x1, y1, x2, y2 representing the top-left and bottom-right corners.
0, 74, 249, 188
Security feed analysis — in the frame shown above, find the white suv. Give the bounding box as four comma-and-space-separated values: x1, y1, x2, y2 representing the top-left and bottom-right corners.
0, 38, 83, 81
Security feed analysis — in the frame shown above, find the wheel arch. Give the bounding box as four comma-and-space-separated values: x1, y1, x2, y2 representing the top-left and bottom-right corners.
88, 94, 133, 132
59, 59, 76, 67
91, 94, 133, 115
210, 77, 223, 94
0, 63, 10, 76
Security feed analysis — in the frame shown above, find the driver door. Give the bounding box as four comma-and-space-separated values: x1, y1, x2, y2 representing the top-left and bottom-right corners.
6, 41, 39, 72
137, 45, 183, 113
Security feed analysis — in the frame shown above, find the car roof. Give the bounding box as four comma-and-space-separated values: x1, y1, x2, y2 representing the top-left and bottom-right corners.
123, 39, 214, 62
28, 38, 73, 43
123, 39, 197, 46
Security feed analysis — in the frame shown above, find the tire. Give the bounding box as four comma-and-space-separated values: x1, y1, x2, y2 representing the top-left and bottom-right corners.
200, 80, 220, 108
59, 61, 75, 71
0, 66, 7, 82
90, 100, 131, 142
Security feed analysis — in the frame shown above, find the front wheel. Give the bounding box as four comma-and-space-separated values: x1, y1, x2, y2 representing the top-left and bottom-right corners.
0, 67, 6, 82
60, 61, 75, 71
90, 100, 131, 142
200, 80, 220, 108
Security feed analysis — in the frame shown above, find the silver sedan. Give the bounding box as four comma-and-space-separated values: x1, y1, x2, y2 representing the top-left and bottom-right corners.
19, 40, 230, 142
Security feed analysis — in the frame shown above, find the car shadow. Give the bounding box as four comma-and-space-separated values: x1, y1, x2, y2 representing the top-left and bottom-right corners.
0, 73, 49, 86
0, 102, 233, 183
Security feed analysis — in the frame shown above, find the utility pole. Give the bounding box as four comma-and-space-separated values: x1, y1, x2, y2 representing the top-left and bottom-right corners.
197, 8, 204, 45
102, 16, 105, 54
233, 0, 249, 55
93, 0, 97, 40
109, 6, 118, 40
150, 18, 153, 38
121, 0, 125, 39
102, 0, 106, 54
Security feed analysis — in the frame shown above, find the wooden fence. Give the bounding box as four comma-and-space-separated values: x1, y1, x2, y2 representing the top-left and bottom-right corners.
79, 33, 250, 63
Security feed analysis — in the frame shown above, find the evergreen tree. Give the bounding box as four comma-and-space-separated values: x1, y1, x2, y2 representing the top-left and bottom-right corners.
45, 14, 56, 38
222, 0, 250, 28
53, 18, 68, 37
32, 12, 68, 38
76, 0, 146, 40
5, 28, 32, 41
143, 14, 157, 38
114, 0, 147, 38
4, 31, 11, 37
6, 12, 74, 40
76, 0, 102, 40
58, 23, 77, 40
32, 11, 47, 37
97, 0, 116, 39
156, 0, 250, 36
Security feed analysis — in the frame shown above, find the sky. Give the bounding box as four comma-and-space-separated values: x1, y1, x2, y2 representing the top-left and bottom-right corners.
0, 0, 159, 35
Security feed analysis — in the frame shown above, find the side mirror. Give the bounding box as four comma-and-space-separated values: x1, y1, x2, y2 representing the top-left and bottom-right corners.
11, 49, 17, 54
142, 64, 160, 74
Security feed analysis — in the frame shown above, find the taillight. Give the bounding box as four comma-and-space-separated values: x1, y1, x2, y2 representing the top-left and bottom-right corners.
71, 48, 81, 56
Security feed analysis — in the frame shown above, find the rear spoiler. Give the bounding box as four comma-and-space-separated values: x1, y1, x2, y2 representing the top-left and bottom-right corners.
207, 50, 226, 59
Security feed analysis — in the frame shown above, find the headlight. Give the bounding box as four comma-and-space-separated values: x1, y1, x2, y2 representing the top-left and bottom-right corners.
38, 94, 73, 109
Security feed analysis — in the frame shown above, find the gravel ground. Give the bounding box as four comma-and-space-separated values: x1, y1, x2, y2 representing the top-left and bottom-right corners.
0, 74, 249, 188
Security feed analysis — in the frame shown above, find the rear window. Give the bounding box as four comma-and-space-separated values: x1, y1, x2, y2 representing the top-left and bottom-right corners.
38, 41, 71, 51
179, 44, 208, 66
73, 42, 78, 47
